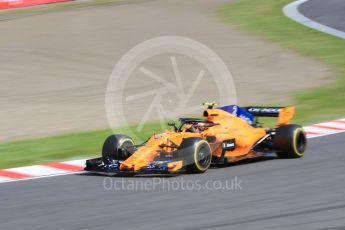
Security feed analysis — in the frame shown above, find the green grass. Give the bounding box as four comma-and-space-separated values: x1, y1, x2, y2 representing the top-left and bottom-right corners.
0, 123, 167, 169
219, 0, 345, 125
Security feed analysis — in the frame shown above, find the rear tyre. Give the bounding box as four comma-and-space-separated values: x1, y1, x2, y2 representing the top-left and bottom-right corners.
102, 134, 134, 161
274, 124, 307, 158
178, 138, 212, 174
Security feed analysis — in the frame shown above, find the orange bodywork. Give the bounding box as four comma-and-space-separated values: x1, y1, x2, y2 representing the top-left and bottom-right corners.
120, 108, 267, 172
278, 106, 295, 126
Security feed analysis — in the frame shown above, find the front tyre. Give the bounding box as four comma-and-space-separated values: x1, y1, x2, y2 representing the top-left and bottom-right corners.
102, 134, 134, 161
178, 138, 212, 174
274, 124, 307, 158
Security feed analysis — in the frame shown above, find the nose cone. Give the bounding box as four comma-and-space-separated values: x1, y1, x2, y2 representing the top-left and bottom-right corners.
120, 145, 158, 171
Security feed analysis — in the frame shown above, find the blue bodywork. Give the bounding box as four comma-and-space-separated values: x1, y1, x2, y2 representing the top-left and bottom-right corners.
96, 158, 173, 173
217, 105, 254, 125
142, 160, 172, 172
100, 158, 120, 172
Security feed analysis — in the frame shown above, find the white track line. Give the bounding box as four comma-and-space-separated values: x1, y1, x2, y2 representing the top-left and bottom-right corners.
304, 126, 338, 134
64, 159, 87, 166
283, 0, 345, 39
8, 165, 69, 177
307, 129, 345, 139
0, 171, 85, 184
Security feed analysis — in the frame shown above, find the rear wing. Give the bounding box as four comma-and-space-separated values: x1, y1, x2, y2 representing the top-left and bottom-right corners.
244, 106, 295, 125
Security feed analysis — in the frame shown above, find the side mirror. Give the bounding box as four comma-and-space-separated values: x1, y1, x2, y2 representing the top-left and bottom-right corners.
167, 122, 178, 132
168, 122, 175, 126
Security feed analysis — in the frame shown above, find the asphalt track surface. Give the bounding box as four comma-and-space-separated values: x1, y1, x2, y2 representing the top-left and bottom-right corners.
1, 132, 345, 230
299, 0, 345, 33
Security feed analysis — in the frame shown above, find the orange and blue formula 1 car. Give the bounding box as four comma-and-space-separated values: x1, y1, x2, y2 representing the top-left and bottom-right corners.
85, 103, 307, 175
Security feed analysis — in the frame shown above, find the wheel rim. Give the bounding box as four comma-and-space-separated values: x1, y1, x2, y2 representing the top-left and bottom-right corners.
296, 131, 306, 154
121, 140, 134, 149
118, 139, 134, 159
196, 145, 211, 169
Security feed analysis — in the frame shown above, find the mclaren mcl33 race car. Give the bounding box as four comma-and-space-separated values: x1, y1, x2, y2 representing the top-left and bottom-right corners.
85, 103, 307, 175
